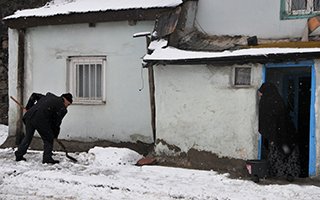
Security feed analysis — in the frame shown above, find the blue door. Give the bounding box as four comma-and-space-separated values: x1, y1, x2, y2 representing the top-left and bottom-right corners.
260, 61, 316, 177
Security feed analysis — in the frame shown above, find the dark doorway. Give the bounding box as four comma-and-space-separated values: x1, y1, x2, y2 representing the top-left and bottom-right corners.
265, 66, 311, 177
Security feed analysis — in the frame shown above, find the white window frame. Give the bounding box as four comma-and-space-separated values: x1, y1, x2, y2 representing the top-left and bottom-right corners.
233, 67, 252, 87
286, 0, 319, 15
67, 56, 106, 104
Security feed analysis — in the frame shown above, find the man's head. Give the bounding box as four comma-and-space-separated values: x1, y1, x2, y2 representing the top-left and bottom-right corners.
61, 93, 73, 107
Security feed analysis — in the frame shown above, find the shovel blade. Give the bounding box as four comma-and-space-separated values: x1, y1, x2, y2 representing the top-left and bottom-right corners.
66, 153, 77, 162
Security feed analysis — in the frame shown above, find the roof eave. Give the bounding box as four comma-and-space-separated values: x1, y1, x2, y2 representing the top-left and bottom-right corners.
143, 52, 320, 66
4, 7, 175, 29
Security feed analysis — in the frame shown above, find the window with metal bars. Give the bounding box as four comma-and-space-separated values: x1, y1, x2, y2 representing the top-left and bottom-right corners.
234, 67, 251, 86
68, 56, 106, 104
284, 0, 320, 17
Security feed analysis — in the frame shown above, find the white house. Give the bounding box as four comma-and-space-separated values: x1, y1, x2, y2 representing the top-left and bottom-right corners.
3, 0, 183, 148
4, 0, 320, 177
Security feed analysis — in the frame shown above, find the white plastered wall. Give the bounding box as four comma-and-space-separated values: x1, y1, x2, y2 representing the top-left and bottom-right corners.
8, 29, 19, 137
153, 64, 263, 160
196, 0, 309, 39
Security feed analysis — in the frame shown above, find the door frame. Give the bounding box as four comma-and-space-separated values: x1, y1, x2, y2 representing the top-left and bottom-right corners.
260, 60, 316, 176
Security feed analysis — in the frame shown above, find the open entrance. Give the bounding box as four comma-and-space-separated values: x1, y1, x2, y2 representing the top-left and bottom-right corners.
264, 65, 312, 177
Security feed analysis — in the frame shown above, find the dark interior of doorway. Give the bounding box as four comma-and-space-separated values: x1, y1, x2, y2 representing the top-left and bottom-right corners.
265, 67, 311, 178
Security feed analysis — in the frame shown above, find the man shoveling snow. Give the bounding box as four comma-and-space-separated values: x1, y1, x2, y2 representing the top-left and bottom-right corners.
13, 92, 73, 164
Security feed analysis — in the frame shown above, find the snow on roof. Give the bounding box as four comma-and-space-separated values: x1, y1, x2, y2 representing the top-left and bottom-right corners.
4, 0, 183, 20
143, 46, 320, 61
148, 39, 168, 50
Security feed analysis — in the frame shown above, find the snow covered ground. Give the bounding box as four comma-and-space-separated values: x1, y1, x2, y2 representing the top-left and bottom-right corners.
0, 124, 320, 200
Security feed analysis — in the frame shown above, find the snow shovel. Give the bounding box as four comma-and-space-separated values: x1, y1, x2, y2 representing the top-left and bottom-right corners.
10, 95, 78, 162
54, 138, 77, 163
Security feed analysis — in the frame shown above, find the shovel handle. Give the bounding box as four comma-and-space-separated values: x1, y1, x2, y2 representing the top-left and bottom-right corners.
55, 138, 66, 151
10, 96, 25, 110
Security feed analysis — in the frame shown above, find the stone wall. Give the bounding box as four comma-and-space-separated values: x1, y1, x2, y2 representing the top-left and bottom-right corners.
0, 0, 48, 124
0, 34, 8, 124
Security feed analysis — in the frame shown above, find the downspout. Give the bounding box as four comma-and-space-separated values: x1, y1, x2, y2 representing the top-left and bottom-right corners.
15, 28, 25, 145
133, 32, 156, 143
148, 64, 156, 143
146, 36, 156, 143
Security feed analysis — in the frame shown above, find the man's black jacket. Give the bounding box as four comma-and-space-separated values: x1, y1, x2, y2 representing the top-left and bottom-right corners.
23, 92, 68, 138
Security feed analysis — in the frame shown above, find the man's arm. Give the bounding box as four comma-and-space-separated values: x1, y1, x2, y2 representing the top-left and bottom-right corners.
52, 107, 68, 138
25, 93, 45, 110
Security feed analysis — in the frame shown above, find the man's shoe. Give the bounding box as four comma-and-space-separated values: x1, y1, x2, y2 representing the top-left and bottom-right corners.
15, 151, 26, 162
15, 156, 27, 161
42, 158, 60, 164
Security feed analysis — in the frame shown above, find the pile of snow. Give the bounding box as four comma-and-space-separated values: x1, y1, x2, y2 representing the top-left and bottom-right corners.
88, 146, 143, 166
